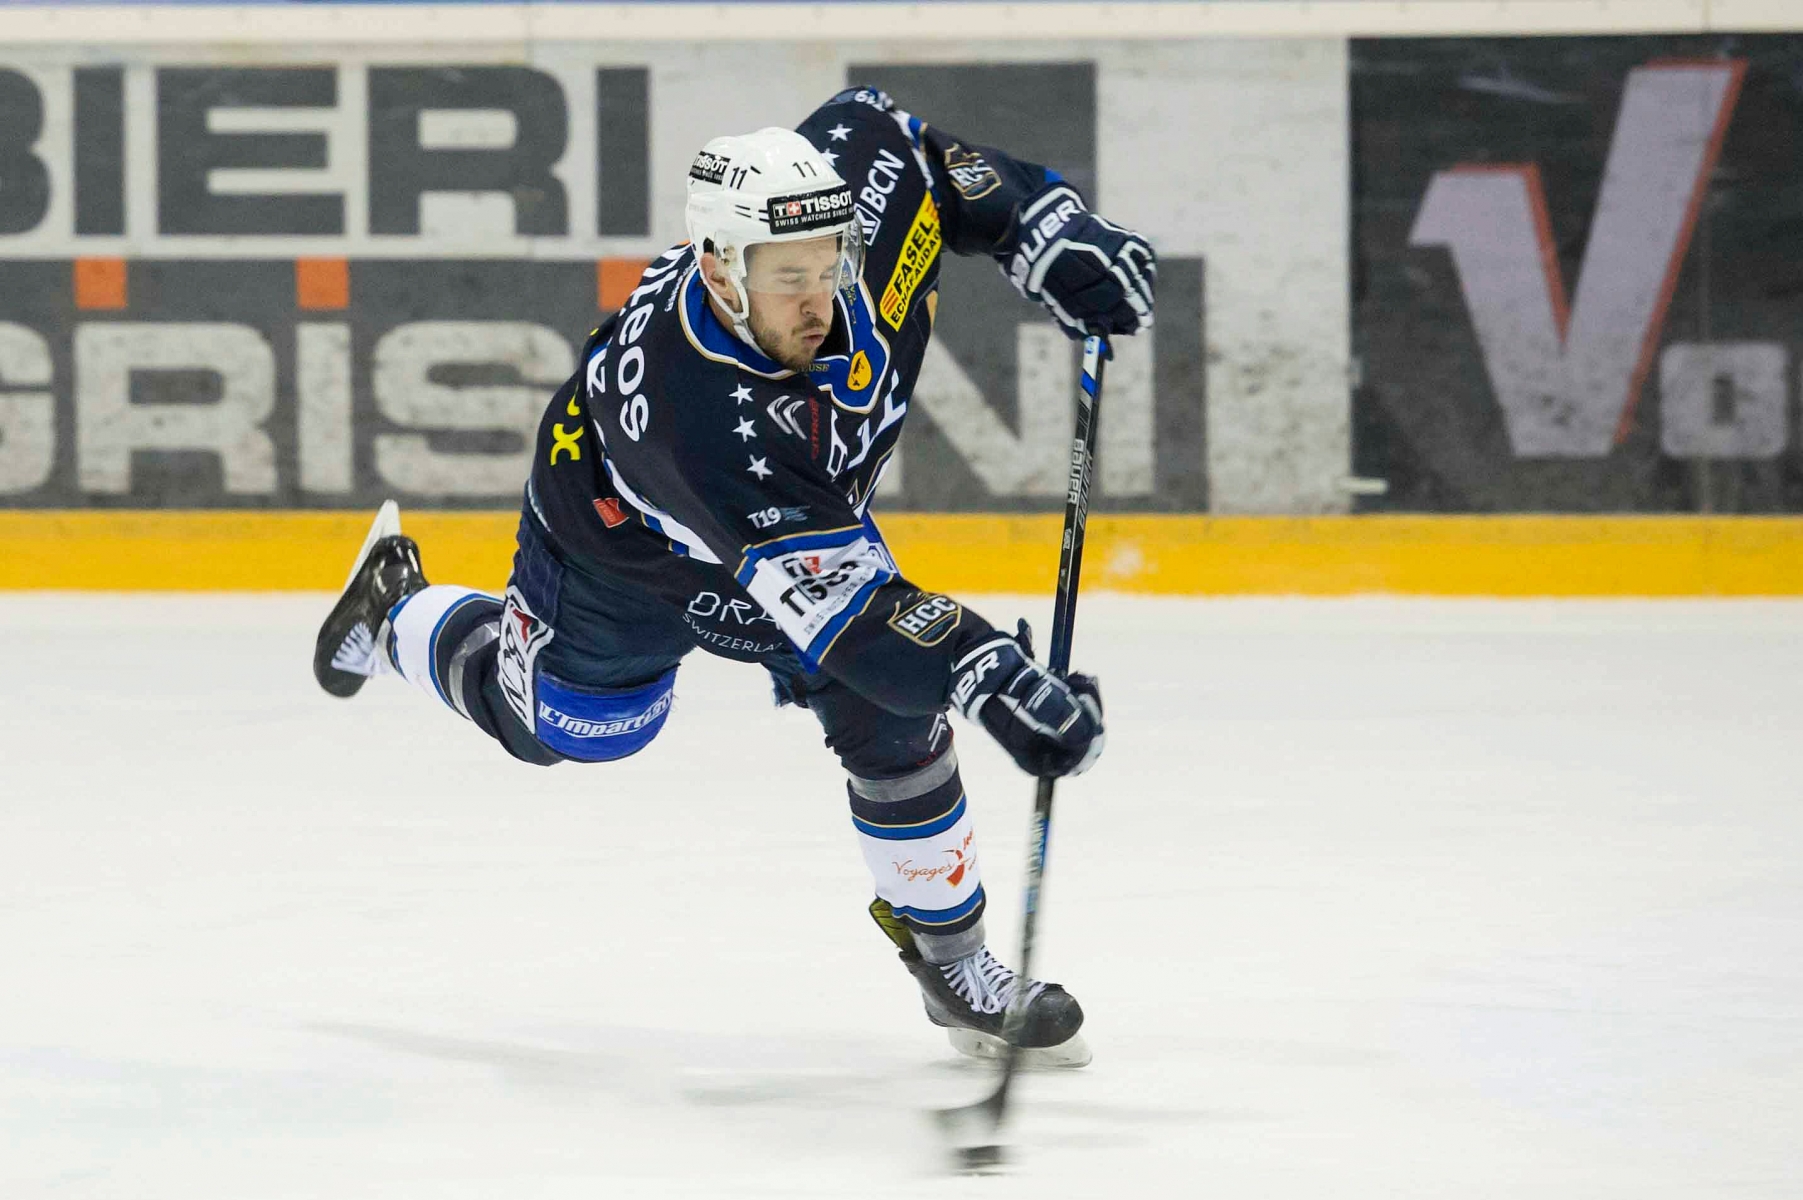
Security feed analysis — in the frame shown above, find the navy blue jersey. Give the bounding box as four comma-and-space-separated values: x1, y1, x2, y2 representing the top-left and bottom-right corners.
528, 88, 1055, 716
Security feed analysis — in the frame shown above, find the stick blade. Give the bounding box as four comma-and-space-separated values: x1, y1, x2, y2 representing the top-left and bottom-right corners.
932, 1097, 1009, 1175
952, 1142, 1008, 1175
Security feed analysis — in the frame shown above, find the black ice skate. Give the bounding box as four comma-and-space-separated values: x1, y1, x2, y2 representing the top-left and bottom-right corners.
870, 899, 1091, 1068
313, 500, 428, 699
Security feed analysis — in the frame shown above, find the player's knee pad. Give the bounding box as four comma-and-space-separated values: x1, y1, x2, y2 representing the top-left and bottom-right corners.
847, 749, 985, 961
531, 666, 677, 762
457, 612, 674, 767
798, 675, 952, 778
491, 536, 673, 763
457, 637, 564, 767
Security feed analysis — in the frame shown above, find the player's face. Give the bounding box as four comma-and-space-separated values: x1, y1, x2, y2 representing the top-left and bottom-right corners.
744, 237, 840, 371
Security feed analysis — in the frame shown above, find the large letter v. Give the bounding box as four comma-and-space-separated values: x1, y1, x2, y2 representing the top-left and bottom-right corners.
1410, 61, 1745, 456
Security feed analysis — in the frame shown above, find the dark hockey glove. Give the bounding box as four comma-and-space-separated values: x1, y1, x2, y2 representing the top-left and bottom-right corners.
1000, 182, 1156, 340
950, 632, 1105, 778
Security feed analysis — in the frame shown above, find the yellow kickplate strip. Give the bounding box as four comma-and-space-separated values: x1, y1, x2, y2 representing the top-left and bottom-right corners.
880, 514, 1803, 596
0, 511, 521, 592
2, 511, 1803, 596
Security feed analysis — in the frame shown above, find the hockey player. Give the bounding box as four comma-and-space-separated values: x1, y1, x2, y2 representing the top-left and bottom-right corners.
315, 87, 1155, 1067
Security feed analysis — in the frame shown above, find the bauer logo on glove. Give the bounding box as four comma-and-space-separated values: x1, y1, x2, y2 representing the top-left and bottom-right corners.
950, 632, 1106, 779
1000, 182, 1157, 340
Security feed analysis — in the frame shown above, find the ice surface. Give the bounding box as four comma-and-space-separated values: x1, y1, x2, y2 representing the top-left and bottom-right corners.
3, 594, 1801, 1198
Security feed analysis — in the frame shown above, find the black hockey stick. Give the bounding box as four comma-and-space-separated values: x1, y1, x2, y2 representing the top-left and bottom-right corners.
935, 331, 1110, 1171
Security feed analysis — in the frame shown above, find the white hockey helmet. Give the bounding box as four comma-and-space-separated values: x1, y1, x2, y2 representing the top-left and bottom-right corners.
684, 126, 863, 352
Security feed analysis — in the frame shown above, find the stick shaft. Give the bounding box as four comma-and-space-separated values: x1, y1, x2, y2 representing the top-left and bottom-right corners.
1044, 336, 1107, 677
1016, 334, 1105, 976
989, 333, 1108, 1117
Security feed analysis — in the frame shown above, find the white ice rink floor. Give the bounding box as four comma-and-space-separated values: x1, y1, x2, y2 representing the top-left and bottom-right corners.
3, 593, 1801, 1199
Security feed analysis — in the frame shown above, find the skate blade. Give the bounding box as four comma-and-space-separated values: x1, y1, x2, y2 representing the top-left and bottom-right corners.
947, 1027, 1092, 1069
342, 499, 403, 590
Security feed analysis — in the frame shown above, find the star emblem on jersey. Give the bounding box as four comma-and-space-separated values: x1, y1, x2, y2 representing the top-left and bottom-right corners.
822, 150, 839, 167
731, 384, 755, 405
733, 417, 757, 442
747, 455, 773, 480
828, 124, 851, 142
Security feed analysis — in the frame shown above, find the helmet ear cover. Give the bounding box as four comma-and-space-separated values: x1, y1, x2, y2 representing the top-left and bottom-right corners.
697, 240, 747, 317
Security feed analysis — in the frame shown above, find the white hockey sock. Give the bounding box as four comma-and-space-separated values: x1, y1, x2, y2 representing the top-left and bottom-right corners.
387, 584, 498, 714
849, 751, 988, 965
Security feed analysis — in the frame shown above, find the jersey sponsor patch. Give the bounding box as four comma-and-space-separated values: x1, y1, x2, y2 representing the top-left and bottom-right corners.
854, 147, 908, 246
879, 192, 941, 330
888, 592, 962, 646
684, 589, 786, 658
766, 186, 856, 236
532, 666, 675, 762
748, 504, 810, 529
742, 535, 891, 661
496, 585, 555, 733
539, 694, 670, 740
943, 143, 1001, 200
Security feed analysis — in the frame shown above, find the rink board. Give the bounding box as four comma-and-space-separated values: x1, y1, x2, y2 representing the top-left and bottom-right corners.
6, 510, 1803, 595
8, 19, 1803, 593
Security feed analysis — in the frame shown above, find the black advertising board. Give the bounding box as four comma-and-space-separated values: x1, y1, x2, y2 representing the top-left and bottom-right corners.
1353, 35, 1803, 513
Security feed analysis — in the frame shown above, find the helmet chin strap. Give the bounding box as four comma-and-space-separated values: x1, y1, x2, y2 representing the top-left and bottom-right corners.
702, 251, 776, 362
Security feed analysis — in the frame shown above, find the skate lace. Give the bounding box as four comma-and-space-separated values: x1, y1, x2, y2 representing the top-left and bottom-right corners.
331, 622, 381, 676
939, 948, 1046, 1016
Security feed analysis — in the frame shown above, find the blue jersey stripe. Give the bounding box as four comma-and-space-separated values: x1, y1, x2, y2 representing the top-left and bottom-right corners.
735, 525, 869, 583
799, 572, 891, 669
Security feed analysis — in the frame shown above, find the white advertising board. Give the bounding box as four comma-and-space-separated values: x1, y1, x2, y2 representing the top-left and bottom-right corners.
0, 38, 1349, 513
